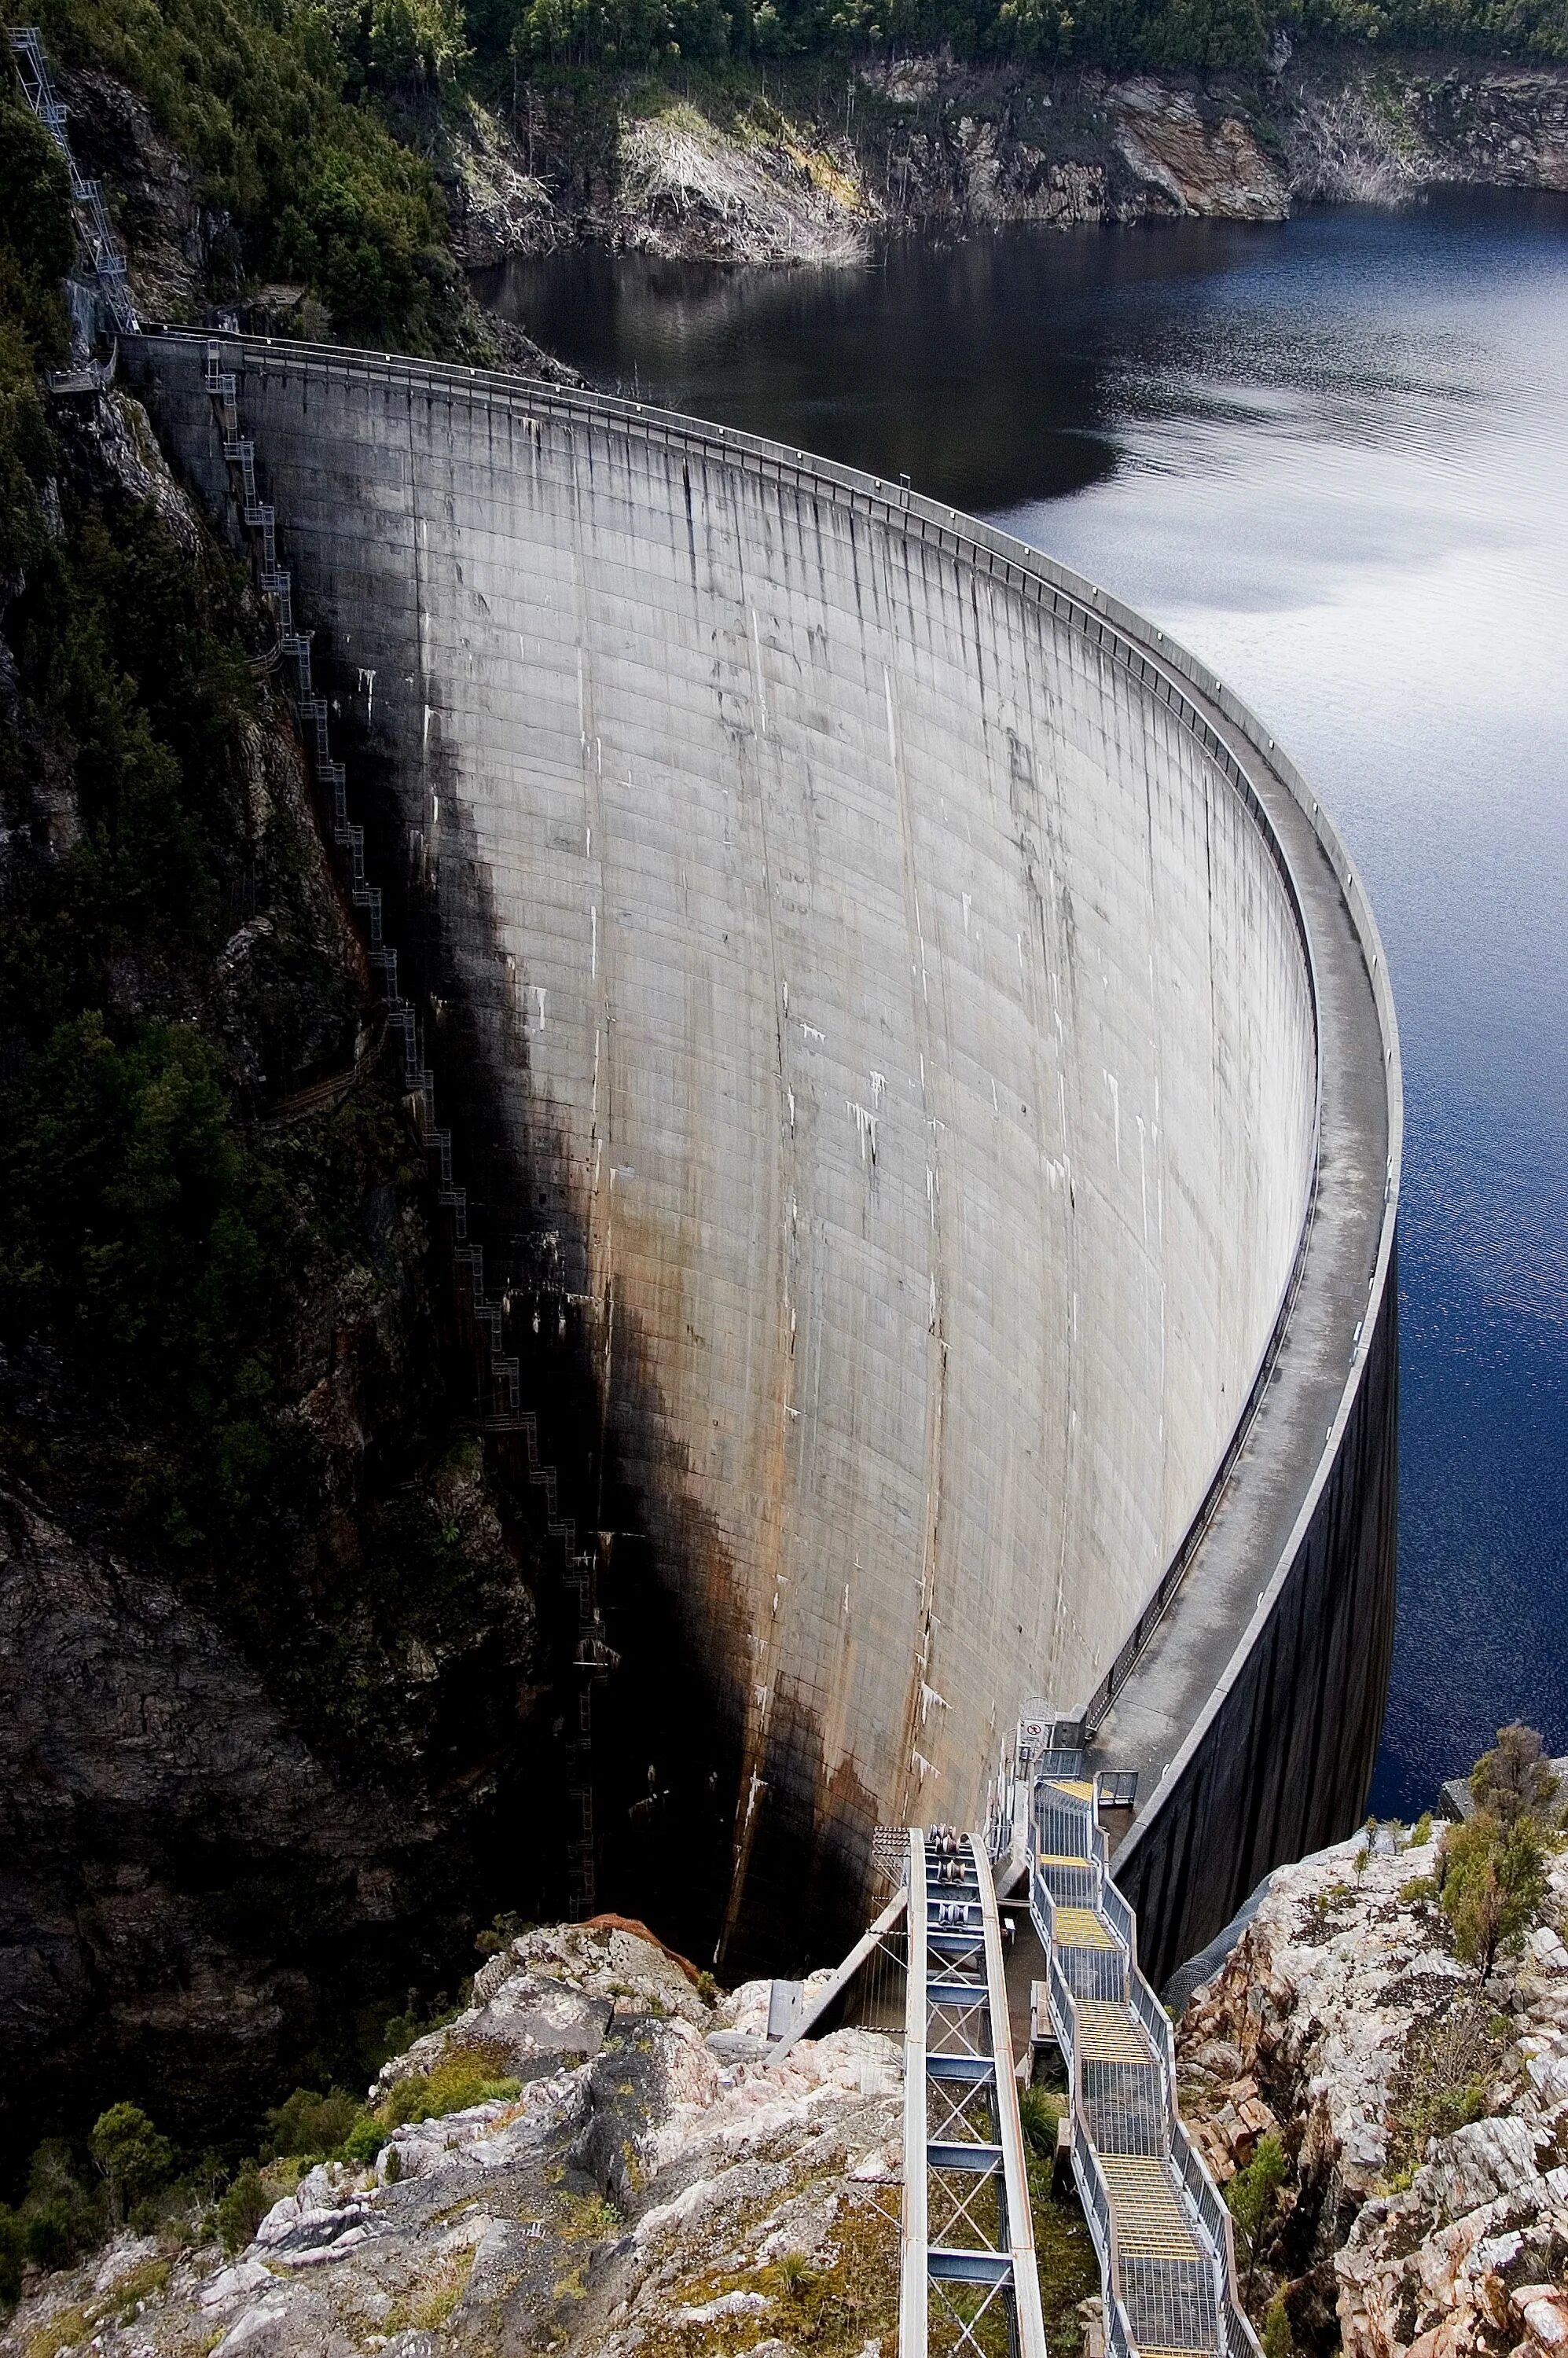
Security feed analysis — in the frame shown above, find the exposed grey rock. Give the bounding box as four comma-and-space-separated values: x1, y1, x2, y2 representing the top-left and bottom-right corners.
1, 1929, 902, 2358
1174, 1827, 1568, 2358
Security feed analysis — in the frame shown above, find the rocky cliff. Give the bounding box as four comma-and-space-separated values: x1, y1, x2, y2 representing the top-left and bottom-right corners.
0, 1925, 902, 2358
13, 1805, 1568, 2358
445, 52, 1568, 270
0, 375, 564, 2165
1177, 1822, 1568, 2358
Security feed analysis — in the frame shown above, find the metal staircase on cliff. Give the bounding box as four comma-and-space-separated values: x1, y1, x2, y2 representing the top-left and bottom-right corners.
891, 1715, 1262, 2357
1020, 1721, 1261, 2358
9, 27, 138, 362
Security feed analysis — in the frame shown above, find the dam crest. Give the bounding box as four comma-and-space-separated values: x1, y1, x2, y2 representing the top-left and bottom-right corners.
125, 329, 1401, 1983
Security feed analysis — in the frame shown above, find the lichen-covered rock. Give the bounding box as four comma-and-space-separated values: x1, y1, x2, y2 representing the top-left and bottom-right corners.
0, 1928, 902, 2358
1174, 1827, 1568, 2358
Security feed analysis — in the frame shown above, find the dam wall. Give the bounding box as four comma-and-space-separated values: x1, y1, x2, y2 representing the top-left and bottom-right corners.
126, 332, 1398, 1969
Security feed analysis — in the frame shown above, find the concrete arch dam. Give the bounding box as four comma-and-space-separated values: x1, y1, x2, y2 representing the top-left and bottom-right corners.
127, 333, 1401, 1983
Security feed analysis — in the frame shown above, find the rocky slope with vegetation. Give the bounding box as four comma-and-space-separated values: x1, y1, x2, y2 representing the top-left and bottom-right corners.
1176, 1728, 1568, 2358
5, 0, 1568, 2254
6, 1738, 1566, 2358
0, 1923, 908, 2358
448, 51, 1568, 265
0, 78, 567, 2173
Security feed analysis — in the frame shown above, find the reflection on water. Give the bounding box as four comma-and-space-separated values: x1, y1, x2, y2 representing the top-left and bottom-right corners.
481, 191, 1568, 1817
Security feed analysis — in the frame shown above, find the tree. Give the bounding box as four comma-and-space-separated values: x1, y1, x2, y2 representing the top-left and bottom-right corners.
0, 2206, 24, 2311
265, 2087, 362, 2160
1262, 2293, 1293, 2358
1438, 1810, 1550, 1979
1472, 1724, 1561, 1827
1226, 2132, 1287, 2303
366, 0, 471, 80
88, 2104, 174, 2226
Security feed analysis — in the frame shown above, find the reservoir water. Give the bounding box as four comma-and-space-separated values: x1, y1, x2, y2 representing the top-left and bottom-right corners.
480, 191, 1568, 1820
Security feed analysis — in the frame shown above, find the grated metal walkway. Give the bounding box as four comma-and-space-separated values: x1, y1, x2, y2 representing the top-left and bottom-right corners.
1021, 1719, 1261, 2358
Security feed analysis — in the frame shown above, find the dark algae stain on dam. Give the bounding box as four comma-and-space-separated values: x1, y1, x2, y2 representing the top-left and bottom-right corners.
485, 185, 1568, 1820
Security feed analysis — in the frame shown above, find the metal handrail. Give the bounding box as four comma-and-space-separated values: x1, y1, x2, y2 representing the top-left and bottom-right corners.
8, 29, 138, 338
900, 1829, 929, 2357
137, 338, 1322, 1015
1032, 1757, 1263, 2358
973, 1839, 1048, 2358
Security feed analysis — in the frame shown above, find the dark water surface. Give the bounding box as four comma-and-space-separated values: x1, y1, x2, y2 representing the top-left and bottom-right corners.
481, 193, 1568, 1820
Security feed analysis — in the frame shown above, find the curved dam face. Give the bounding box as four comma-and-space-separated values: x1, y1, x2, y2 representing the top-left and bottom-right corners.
127, 334, 1399, 1975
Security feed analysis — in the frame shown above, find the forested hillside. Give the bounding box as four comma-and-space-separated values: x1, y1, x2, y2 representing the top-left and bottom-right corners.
0, 59, 559, 2185
24, 0, 1568, 331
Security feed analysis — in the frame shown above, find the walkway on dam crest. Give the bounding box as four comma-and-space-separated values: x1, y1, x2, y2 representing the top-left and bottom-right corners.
895, 1718, 1261, 2358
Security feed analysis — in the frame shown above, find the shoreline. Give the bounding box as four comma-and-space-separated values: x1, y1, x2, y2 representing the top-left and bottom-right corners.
441, 49, 1568, 279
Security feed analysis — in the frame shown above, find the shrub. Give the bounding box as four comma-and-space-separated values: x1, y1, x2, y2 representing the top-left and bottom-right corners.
265, 2087, 363, 2161
18, 2145, 102, 2271
216, 2169, 269, 2256
1263, 2292, 1292, 2358
340, 2114, 392, 2165
475, 1911, 531, 1959
1472, 1724, 1562, 1827
1383, 1990, 1507, 2184
1226, 2132, 1286, 2299
1438, 1809, 1551, 1978
1018, 2084, 1063, 2158
380, 2044, 522, 2127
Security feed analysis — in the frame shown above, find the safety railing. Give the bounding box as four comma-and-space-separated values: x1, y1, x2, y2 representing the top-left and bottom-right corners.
1030, 1744, 1262, 2358
8, 29, 138, 340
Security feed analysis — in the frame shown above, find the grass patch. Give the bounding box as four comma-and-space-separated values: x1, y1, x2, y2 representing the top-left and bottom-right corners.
410, 2250, 475, 2330
28, 2310, 90, 2358
626, 2190, 898, 2358
380, 2040, 523, 2129
554, 2190, 622, 2240
111, 2258, 172, 2319
1028, 2146, 1100, 2358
